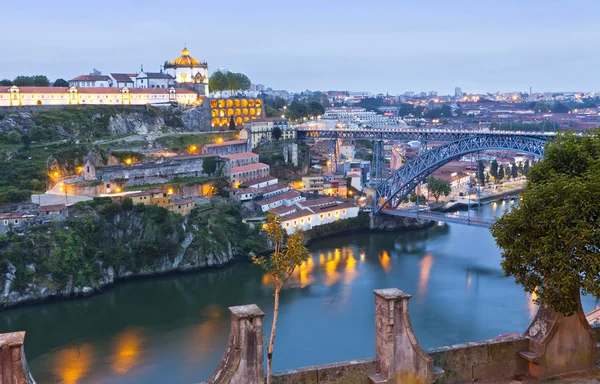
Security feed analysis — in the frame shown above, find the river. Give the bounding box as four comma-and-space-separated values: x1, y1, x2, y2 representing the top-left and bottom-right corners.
0, 200, 597, 384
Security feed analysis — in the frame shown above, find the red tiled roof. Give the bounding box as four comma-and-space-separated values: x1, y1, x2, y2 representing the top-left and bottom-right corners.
39, 204, 67, 212
4, 86, 67, 93
0, 212, 33, 219
221, 152, 259, 160
69, 75, 111, 82
172, 198, 195, 205
279, 209, 313, 222
314, 202, 357, 213
244, 176, 278, 186
123, 189, 160, 198
230, 162, 269, 174
271, 205, 297, 215
297, 197, 338, 208
203, 140, 247, 148
110, 73, 134, 82
256, 190, 301, 206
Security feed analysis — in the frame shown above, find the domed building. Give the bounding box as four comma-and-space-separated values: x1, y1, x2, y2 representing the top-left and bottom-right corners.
164, 47, 209, 96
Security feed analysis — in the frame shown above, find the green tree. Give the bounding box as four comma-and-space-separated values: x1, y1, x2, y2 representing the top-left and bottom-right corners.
5, 131, 21, 144
477, 160, 485, 185
511, 163, 518, 178
490, 159, 499, 181
228, 117, 236, 131
427, 176, 451, 202
398, 103, 415, 117
13, 75, 50, 86
202, 156, 217, 175
208, 71, 227, 94
490, 130, 600, 315
20, 134, 31, 150
534, 102, 550, 113
0, 79, 13, 86
253, 213, 309, 384
552, 102, 570, 114
53, 78, 69, 87
498, 164, 505, 180
272, 126, 282, 140
523, 159, 530, 175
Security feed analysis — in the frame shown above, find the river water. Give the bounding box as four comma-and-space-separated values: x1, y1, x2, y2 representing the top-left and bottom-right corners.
1, 200, 597, 384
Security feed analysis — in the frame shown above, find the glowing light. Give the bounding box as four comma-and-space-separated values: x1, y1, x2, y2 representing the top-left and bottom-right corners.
167, 188, 174, 195
418, 254, 434, 297
52, 344, 93, 384
216, 137, 224, 144
528, 290, 538, 319
53, 171, 60, 177
116, 187, 122, 193
189, 145, 198, 153
125, 158, 132, 165
112, 329, 142, 374
379, 250, 391, 273
76, 166, 82, 174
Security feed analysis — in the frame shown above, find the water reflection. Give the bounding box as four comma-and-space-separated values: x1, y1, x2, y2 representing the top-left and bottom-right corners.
52, 344, 93, 384
527, 291, 538, 319
379, 250, 391, 273
112, 328, 142, 375
418, 254, 434, 299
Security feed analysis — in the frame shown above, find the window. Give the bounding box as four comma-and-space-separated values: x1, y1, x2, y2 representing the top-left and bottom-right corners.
320, 214, 324, 220
293, 221, 297, 226
300, 218, 304, 224
328, 213, 332, 218
106, 184, 110, 188
3, 220, 7, 225
285, 223, 290, 228
14, 219, 19, 224
342, 210, 346, 215
308, 217, 311, 222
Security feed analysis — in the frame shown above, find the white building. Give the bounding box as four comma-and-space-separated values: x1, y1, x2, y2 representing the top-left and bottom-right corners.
135, 71, 174, 89
164, 47, 209, 96
241, 118, 293, 148
69, 74, 111, 87
110, 73, 136, 88
274, 198, 360, 235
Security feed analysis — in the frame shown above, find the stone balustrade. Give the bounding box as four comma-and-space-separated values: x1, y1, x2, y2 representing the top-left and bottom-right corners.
2, 288, 598, 384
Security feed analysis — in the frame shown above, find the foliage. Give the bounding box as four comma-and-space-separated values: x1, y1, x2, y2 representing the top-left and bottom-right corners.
490, 130, 600, 315
427, 175, 451, 202
252, 213, 309, 384
202, 156, 217, 175
111, 150, 145, 164
490, 159, 499, 181
155, 132, 236, 151
30, 106, 124, 141
208, 71, 251, 94
477, 160, 485, 184
272, 127, 282, 140
424, 104, 453, 118
0, 79, 12, 86
13, 75, 50, 87
53, 78, 70, 87
498, 164, 505, 179
358, 97, 384, 112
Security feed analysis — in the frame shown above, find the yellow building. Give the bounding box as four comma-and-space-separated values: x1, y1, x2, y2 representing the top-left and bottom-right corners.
168, 198, 196, 216
209, 98, 264, 128
0, 86, 197, 107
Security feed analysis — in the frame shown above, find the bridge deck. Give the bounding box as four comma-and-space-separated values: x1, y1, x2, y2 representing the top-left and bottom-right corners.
382, 208, 496, 228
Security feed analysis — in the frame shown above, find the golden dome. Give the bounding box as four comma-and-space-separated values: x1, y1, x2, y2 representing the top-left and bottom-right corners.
170, 47, 201, 66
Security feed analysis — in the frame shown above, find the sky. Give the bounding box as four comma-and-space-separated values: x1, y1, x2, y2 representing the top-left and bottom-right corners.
2, 0, 600, 95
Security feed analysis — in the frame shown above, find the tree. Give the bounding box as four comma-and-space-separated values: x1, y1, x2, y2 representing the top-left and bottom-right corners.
490, 130, 600, 315
228, 117, 236, 131
485, 172, 490, 185
498, 164, 505, 180
552, 102, 570, 114
208, 71, 227, 94
427, 176, 451, 202
0, 79, 13, 86
13, 75, 49, 86
272, 126, 282, 140
202, 156, 217, 175
490, 159, 499, 181
511, 163, 518, 178
523, 159, 530, 175
477, 160, 485, 185
253, 213, 309, 384
53, 78, 69, 87
534, 102, 550, 113
20, 134, 31, 150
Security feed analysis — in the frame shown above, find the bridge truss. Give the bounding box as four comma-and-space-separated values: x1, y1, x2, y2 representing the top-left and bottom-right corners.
374, 135, 547, 214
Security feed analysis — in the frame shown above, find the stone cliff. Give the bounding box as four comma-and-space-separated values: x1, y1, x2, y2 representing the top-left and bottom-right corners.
0, 201, 263, 309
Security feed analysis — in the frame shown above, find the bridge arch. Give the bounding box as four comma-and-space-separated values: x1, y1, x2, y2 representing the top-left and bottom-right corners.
374, 135, 547, 213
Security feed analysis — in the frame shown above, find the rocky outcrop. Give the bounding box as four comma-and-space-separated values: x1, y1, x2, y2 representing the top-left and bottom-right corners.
370, 214, 432, 231
181, 103, 212, 131
107, 113, 164, 136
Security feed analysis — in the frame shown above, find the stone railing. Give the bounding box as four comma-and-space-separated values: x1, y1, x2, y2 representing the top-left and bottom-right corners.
2, 288, 598, 384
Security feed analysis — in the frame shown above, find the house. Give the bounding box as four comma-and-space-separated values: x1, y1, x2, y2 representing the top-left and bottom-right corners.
202, 139, 249, 156
169, 198, 196, 216
69, 75, 112, 87
230, 163, 270, 187
255, 190, 304, 212
243, 118, 294, 148
135, 71, 175, 89
221, 152, 260, 175
302, 175, 324, 193
275, 200, 360, 235
0, 213, 36, 235
110, 73, 136, 88
39, 204, 68, 221
240, 176, 278, 189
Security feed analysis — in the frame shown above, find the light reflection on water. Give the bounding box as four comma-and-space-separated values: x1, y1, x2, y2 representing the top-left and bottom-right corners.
4, 198, 599, 384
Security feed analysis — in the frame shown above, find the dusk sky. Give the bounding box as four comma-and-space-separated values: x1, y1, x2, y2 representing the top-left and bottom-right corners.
2, 0, 599, 95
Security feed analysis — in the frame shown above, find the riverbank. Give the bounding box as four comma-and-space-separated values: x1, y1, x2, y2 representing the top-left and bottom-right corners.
432, 186, 525, 212
0, 210, 431, 311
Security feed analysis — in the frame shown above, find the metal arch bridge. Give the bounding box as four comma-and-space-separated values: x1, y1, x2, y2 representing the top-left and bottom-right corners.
373, 135, 547, 219
296, 127, 557, 142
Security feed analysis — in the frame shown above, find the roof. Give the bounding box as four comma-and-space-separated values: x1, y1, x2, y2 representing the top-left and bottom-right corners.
297, 197, 338, 209
69, 75, 111, 82
245, 117, 286, 123
256, 190, 301, 206
4, 86, 67, 94
230, 162, 270, 174
123, 189, 161, 198
314, 202, 357, 214
166, 47, 203, 67
172, 198, 195, 205
0, 212, 34, 219
244, 176, 278, 186
221, 152, 259, 160
203, 139, 247, 149
271, 205, 297, 215
111, 73, 134, 82
252, 182, 290, 195
138, 72, 174, 80
1, 86, 196, 95
279, 209, 313, 222
39, 204, 67, 212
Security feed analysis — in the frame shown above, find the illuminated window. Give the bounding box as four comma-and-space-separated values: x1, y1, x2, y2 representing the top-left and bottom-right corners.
255, 99, 262, 107
286, 223, 290, 228
218, 100, 225, 108
300, 218, 304, 223
319, 214, 324, 220
335, 211, 339, 217
219, 109, 225, 117
241, 99, 248, 108
210, 100, 217, 108
248, 99, 255, 107
293, 221, 297, 226
226, 99, 233, 108
342, 210, 346, 215
227, 109, 234, 117
328, 213, 332, 218
308, 217, 312, 222
242, 108, 248, 116
234, 99, 241, 107
250, 108, 256, 116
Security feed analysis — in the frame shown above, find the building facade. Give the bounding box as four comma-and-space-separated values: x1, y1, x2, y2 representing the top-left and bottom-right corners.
202, 139, 249, 156
242, 118, 293, 148
229, 163, 270, 187
0, 86, 197, 106
164, 47, 209, 96
135, 71, 175, 89
208, 98, 265, 128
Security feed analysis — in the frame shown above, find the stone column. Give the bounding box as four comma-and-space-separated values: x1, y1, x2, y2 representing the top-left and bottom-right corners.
0, 332, 36, 384
206, 305, 265, 384
521, 295, 596, 378
373, 288, 435, 384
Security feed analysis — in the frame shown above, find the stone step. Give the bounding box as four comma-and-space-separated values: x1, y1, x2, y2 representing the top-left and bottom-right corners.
519, 351, 541, 365
433, 365, 446, 381
368, 373, 388, 384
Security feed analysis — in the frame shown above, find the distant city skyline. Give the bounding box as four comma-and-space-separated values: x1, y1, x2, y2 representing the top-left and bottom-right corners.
2, 0, 600, 95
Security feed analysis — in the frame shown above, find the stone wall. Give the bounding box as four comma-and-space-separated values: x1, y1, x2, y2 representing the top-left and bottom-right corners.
98, 157, 210, 185
271, 359, 377, 384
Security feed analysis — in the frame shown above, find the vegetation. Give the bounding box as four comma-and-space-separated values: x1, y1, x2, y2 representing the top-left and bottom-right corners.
424, 104, 453, 118
490, 130, 600, 316
53, 78, 69, 87
427, 176, 451, 202
208, 71, 251, 94
252, 213, 309, 384
272, 127, 282, 140
155, 132, 236, 151
202, 156, 217, 175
